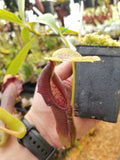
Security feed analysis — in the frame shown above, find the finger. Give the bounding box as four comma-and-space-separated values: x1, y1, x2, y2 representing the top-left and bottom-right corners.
64, 74, 73, 90
55, 62, 72, 80
63, 75, 73, 100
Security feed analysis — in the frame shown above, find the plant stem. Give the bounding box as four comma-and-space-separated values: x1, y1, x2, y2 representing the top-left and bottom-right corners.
15, 26, 24, 48
71, 62, 76, 107
60, 32, 70, 48
59, 32, 75, 107
78, 0, 84, 43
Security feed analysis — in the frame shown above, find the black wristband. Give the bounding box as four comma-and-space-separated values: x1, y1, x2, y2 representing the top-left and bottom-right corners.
17, 118, 57, 160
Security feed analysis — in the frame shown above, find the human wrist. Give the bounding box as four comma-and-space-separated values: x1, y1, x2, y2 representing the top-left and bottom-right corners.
25, 107, 63, 149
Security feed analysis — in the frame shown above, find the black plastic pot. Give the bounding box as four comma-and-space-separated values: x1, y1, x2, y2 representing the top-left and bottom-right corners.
85, 0, 95, 8
22, 82, 36, 94
74, 45, 120, 123
42, 1, 54, 14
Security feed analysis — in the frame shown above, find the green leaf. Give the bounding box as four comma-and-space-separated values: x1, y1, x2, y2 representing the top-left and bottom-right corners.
0, 9, 23, 26
35, 13, 61, 34
21, 27, 30, 42
28, 22, 35, 31
17, 0, 25, 21
7, 36, 37, 75
34, 14, 71, 48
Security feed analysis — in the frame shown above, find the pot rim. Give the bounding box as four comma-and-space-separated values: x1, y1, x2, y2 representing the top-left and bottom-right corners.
76, 45, 120, 57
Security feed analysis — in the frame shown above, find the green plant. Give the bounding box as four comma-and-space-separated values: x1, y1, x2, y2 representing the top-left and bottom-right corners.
96, 0, 106, 6
74, 140, 83, 151
0, 23, 62, 85
79, 33, 120, 46
0, 0, 100, 148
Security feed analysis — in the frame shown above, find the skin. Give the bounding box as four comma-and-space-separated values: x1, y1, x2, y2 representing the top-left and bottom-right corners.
0, 62, 99, 160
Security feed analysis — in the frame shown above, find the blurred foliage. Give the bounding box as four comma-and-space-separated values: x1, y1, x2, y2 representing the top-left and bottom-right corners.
83, 3, 112, 26
96, 0, 107, 6
84, 3, 120, 38
0, 21, 62, 87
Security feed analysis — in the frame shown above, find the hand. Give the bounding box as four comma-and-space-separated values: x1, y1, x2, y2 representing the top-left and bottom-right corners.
0, 62, 99, 160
